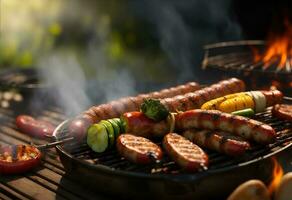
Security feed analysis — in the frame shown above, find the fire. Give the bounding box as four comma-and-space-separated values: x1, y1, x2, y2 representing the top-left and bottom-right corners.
254, 18, 292, 71
268, 157, 284, 196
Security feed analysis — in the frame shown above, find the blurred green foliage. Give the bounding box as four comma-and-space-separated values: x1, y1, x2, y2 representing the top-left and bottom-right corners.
1, 0, 174, 82
0, 0, 167, 81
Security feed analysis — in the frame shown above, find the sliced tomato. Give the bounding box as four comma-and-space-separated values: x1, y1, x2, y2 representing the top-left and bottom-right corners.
0, 145, 41, 174
16, 115, 55, 138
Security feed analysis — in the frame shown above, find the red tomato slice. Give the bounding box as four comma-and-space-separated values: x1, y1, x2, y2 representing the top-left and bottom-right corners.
0, 145, 41, 174
16, 115, 55, 138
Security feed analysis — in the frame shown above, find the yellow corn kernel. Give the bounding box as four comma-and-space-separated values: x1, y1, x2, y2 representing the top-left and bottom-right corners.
201, 93, 243, 110
218, 94, 254, 113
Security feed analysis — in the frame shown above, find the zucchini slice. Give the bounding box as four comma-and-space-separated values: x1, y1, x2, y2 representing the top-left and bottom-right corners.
108, 119, 120, 139
112, 118, 125, 133
100, 120, 115, 148
87, 124, 108, 153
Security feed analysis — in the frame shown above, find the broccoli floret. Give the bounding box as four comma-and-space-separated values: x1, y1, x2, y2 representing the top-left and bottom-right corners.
140, 99, 169, 121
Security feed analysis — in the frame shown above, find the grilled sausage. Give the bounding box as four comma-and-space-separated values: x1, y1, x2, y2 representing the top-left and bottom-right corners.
70, 78, 244, 140
163, 133, 208, 172
118, 78, 245, 138
175, 109, 276, 144
116, 134, 163, 164
272, 104, 292, 122
182, 129, 251, 156
121, 112, 169, 138
261, 90, 283, 107
83, 78, 244, 122
83, 81, 201, 122
161, 78, 245, 112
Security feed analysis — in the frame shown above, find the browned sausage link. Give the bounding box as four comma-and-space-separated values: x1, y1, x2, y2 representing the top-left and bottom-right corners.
260, 90, 283, 107
116, 134, 163, 164
175, 109, 276, 144
82, 81, 200, 122
161, 78, 245, 112
139, 82, 200, 99
182, 129, 251, 156
163, 133, 209, 172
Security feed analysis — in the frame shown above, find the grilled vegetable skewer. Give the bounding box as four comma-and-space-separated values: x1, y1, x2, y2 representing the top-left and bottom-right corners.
86, 118, 124, 152
88, 102, 276, 153
201, 90, 283, 113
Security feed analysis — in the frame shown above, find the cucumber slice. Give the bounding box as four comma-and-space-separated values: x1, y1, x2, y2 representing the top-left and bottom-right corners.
232, 108, 255, 117
108, 119, 120, 139
87, 124, 108, 153
100, 120, 115, 148
112, 118, 125, 133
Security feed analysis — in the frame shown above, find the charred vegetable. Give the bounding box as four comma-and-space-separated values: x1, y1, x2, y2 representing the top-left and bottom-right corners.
0, 145, 41, 174
201, 90, 282, 113
140, 99, 169, 121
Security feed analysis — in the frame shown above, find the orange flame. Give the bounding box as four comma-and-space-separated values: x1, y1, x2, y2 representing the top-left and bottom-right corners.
268, 157, 283, 196
254, 18, 292, 71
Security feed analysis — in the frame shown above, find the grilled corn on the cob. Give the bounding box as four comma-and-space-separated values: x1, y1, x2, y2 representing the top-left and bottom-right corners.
201, 91, 267, 113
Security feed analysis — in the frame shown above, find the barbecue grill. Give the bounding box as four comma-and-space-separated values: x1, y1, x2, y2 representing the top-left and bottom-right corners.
202, 40, 292, 96
54, 99, 292, 199
202, 40, 291, 74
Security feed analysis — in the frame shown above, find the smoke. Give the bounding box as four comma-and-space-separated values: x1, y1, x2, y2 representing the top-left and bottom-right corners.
37, 53, 91, 116
33, 0, 242, 117
86, 44, 136, 103
131, 0, 242, 81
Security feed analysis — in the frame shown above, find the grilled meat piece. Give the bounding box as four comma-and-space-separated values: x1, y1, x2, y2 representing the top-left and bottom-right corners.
121, 112, 169, 138
163, 133, 208, 172
182, 129, 251, 156
176, 109, 276, 144
272, 104, 292, 122
116, 134, 163, 164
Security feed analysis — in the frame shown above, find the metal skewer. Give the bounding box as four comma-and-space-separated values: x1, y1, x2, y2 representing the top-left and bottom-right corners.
36, 137, 74, 150
283, 96, 292, 102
